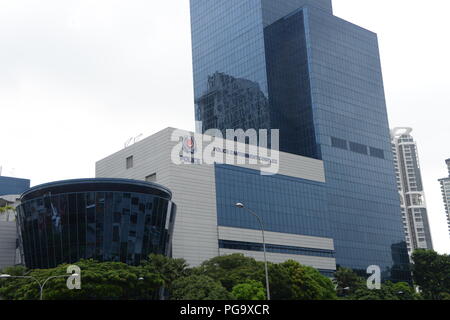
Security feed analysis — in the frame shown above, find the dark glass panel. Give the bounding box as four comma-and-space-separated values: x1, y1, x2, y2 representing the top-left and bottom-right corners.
103, 192, 114, 261
17, 184, 175, 268
68, 193, 78, 263
51, 195, 63, 267
95, 192, 105, 261
86, 192, 96, 259
331, 137, 348, 150
76, 193, 87, 259
349, 142, 368, 155
60, 194, 71, 264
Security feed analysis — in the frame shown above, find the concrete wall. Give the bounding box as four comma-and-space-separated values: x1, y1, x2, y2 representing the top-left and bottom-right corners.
218, 226, 336, 270
0, 221, 16, 271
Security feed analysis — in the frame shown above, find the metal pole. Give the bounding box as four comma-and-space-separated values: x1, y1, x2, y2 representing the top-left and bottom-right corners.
39, 275, 71, 300
236, 204, 271, 300
0, 274, 71, 300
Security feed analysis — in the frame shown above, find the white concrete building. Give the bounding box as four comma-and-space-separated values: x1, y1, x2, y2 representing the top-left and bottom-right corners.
438, 159, 450, 238
391, 128, 433, 254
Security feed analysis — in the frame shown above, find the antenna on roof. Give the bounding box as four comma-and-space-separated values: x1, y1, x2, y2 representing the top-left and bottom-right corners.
124, 137, 133, 148
134, 134, 143, 144
124, 134, 144, 148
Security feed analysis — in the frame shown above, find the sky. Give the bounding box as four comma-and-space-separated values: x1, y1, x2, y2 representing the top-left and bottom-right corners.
0, 0, 449, 253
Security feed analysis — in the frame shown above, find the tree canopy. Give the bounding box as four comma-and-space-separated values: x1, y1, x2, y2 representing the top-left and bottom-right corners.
411, 249, 450, 300
268, 260, 336, 300
232, 280, 266, 300
0, 259, 162, 300
171, 275, 232, 300
191, 254, 265, 292
2, 251, 448, 300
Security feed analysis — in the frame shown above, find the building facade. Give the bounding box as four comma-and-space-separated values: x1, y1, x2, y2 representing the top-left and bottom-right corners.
97, 128, 337, 276
0, 221, 17, 271
16, 179, 176, 269
0, 193, 23, 270
0, 176, 30, 196
439, 159, 450, 237
96, 127, 412, 280
391, 128, 433, 254
190, 0, 409, 280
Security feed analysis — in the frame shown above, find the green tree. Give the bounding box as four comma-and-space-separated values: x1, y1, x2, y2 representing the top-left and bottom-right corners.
0, 259, 163, 300
0, 205, 14, 213
0, 205, 14, 221
411, 249, 450, 300
334, 267, 366, 297
231, 280, 266, 300
193, 254, 264, 291
269, 260, 337, 300
347, 281, 419, 300
140, 254, 188, 293
390, 282, 420, 300
171, 275, 232, 300
267, 262, 293, 299
0, 265, 27, 276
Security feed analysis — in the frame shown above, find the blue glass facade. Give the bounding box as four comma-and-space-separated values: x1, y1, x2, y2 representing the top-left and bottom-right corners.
215, 164, 336, 274
191, 0, 270, 135
299, 7, 407, 280
215, 164, 330, 237
192, 0, 410, 281
0, 176, 30, 196
215, 164, 330, 236
16, 179, 176, 269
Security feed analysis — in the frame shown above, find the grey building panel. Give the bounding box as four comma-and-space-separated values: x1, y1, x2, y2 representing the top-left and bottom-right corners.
219, 249, 336, 271
218, 226, 334, 250
0, 221, 17, 270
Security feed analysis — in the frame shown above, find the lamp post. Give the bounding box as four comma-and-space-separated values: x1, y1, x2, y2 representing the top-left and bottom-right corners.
0, 273, 78, 300
235, 202, 270, 300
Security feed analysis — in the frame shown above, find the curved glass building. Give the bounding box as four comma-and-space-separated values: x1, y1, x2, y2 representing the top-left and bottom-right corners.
16, 179, 176, 269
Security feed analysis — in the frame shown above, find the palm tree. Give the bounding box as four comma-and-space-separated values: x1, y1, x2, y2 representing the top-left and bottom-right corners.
0, 205, 15, 222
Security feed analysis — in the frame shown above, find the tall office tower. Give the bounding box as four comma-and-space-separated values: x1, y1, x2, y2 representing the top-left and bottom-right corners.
190, 0, 410, 281
439, 159, 450, 237
391, 128, 433, 254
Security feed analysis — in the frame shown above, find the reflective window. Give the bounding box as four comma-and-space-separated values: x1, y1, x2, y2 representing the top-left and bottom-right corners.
219, 240, 335, 258
17, 184, 176, 269
126, 156, 133, 169
192, 1, 410, 282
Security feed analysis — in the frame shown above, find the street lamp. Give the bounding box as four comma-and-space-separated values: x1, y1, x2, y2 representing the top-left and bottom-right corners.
235, 202, 270, 300
0, 273, 79, 300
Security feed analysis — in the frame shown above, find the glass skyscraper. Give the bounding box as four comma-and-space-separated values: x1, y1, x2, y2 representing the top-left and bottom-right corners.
190, 0, 410, 280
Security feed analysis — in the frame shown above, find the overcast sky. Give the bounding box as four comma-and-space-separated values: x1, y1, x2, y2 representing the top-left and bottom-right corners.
0, 0, 449, 253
